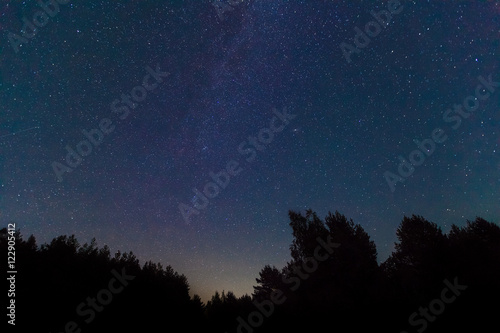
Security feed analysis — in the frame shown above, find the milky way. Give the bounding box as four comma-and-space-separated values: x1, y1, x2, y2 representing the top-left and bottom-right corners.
1, 0, 499, 301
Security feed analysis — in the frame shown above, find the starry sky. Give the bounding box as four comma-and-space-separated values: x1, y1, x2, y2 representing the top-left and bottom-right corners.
0, 0, 499, 302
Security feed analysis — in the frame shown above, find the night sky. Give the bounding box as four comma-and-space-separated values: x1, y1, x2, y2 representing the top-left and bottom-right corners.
1, 0, 499, 302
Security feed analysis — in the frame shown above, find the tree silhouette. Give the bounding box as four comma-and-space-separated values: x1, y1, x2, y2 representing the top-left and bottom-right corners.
1, 210, 498, 332
382, 215, 450, 301
0, 227, 204, 332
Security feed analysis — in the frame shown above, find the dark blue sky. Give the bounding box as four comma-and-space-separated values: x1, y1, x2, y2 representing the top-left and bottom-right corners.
1, 0, 499, 301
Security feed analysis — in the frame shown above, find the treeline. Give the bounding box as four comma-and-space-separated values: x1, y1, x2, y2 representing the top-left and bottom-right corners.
2, 210, 499, 332
1, 231, 204, 332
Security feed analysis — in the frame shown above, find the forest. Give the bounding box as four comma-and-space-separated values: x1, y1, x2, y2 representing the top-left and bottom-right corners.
2, 210, 499, 332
